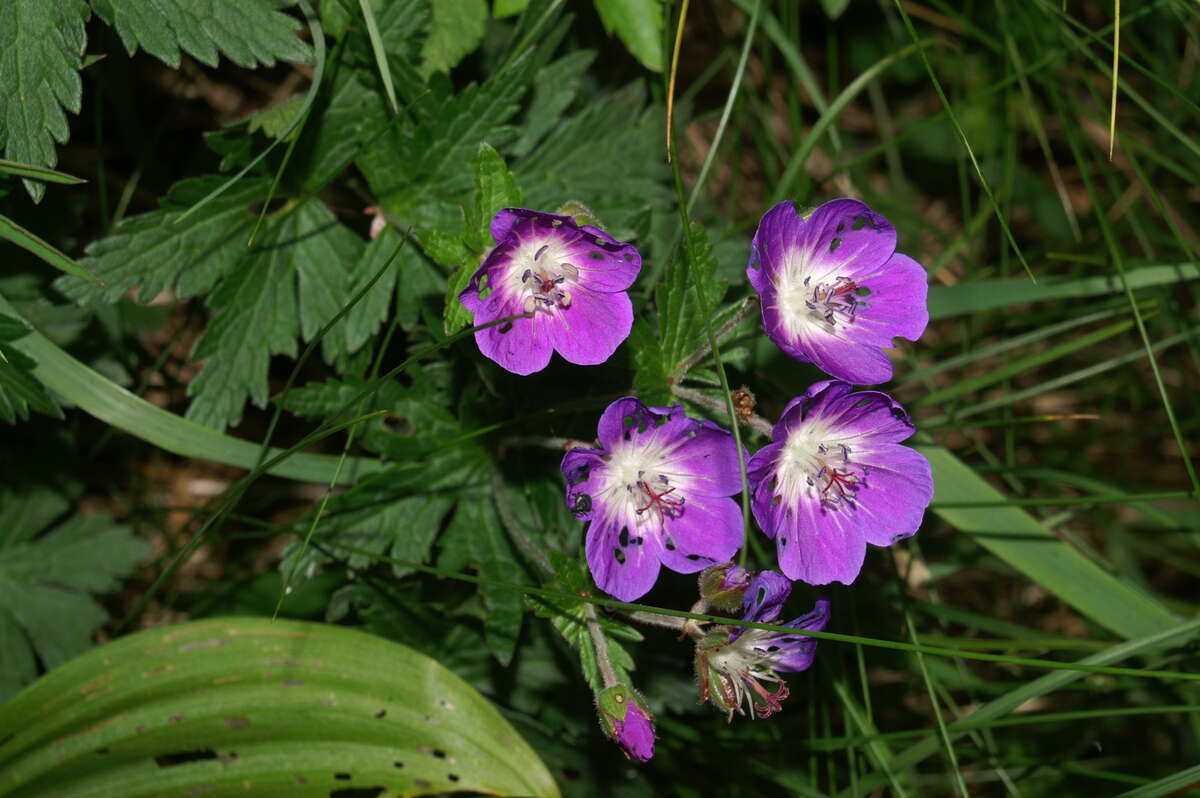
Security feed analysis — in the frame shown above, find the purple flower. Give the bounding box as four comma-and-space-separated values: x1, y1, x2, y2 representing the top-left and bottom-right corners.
747, 380, 933, 585
746, 199, 928, 384
562, 397, 745, 602
696, 571, 829, 720
597, 685, 655, 762
697, 562, 753, 612
459, 208, 642, 375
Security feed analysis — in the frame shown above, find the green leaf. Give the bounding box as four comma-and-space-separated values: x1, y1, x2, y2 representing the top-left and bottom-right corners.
0, 158, 85, 185
516, 82, 671, 236
0, 213, 102, 284
511, 51, 594, 157
594, 0, 664, 71
928, 263, 1200, 320
921, 445, 1180, 640
54, 176, 271, 306
90, 0, 312, 68
358, 51, 535, 229
187, 199, 363, 430
440, 493, 527, 666
446, 143, 523, 334
819, 0, 851, 19
532, 553, 643, 692
494, 0, 530, 17
0, 0, 90, 202
420, 0, 488, 77
656, 221, 727, 378
0, 617, 561, 797
628, 318, 669, 405
246, 93, 307, 139
0, 315, 61, 423
0, 491, 147, 701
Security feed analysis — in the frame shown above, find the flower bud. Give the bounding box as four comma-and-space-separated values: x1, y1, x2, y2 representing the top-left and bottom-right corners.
698, 562, 752, 612
595, 684, 655, 762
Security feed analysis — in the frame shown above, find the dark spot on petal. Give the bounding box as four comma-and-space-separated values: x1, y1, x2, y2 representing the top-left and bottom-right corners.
829, 237, 842, 252
589, 252, 604, 260
664, 538, 676, 551
836, 223, 845, 233
852, 215, 867, 230
618, 527, 630, 547
686, 554, 701, 561
613, 547, 626, 564
571, 493, 592, 516
624, 253, 634, 261
892, 407, 907, 420
498, 322, 513, 334
772, 495, 782, 506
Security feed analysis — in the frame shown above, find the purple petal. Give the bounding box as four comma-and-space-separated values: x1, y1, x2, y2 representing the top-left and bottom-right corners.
547, 286, 633, 366
612, 703, 655, 762
741, 571, 793, 624
585, 512, 664, 601
489, 207, 531, 244
562, 449, 606, 521
840, 444, 932, 547
771, 598, 831, 671
660, 423, 744, 498
570, 224, 642, 293
847, 252, 929, 344
657, 495, 743, 574
753, 478, 866, 584
778, 382, 916, 445
470, 294, 554, 376
795, 199, 897, 279
595, 398, 684, 450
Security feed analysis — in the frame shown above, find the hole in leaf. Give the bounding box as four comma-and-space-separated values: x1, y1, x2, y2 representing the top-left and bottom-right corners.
155, 749, 218, 768
393, 761, 405, 769
334, 772, 351, 781
330, 789, 384, 798
448, 774, 460, 783
373, 709, 386, 719
414, 780, 432, 789
432, 749, 446, 759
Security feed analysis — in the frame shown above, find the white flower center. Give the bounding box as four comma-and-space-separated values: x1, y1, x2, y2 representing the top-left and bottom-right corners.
774, 420, 865, 512
507, 237, 579, 314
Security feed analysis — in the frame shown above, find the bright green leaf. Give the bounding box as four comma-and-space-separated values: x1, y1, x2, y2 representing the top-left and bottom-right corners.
494, 0, 530, 17
0, 0, 89, 202
594, 0, 664, 71
90, 0, 312, 68
0, 617, 561, 797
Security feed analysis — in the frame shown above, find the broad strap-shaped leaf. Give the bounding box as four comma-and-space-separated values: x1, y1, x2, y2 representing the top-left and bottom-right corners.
0, 618, 561, 798
90, 0, 311, 68
0, 491, 147, 701
921, 445, 1180, 639
186, 198, 362, 430
0, 0, 89, 202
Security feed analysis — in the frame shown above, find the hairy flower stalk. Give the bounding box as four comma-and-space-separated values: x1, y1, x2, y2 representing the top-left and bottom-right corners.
459, 208, 642, 375
747, 380, 933, 585
746, 199, 929, 384
695, 570, 829, 721
562, 397, 745, 601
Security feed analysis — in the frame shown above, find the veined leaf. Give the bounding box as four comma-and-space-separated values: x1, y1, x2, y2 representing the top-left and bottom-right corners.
187, 199, 363, 430
0, 314, 60, 423
0, 618, 561, 798
420, 0, 488, 77
0, 0, 89, 202
0, 487, 147, 701
655, 221, 727, 378
595, 0, 664, 71
90, 0, 312, 68
54, 176, 271, 306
